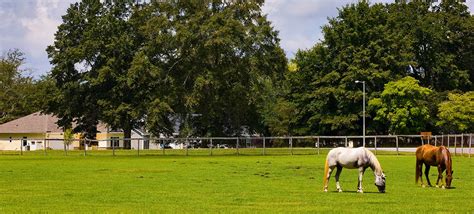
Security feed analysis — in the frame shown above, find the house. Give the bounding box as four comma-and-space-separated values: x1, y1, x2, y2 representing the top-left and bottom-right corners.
129, 128, 163, 150
0, 112, 123, 151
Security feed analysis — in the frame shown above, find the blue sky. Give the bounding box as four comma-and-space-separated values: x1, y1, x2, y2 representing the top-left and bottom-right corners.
1, 0, 473, 78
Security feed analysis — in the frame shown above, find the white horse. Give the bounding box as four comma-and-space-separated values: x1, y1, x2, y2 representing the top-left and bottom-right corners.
323, 147, 386, 193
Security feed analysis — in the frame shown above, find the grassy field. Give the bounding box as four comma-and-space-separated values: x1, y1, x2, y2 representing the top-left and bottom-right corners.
0, 150, 473, 213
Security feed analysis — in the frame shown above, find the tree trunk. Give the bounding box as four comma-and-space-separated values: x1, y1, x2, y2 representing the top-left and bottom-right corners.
124, 127, 132, 149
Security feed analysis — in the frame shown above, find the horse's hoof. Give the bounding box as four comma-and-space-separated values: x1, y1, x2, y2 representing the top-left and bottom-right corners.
422, 184, 426, 188
324, 189, 328, 192
442, 186, 445, 189
357, 189, 363, 193
338, 189, 342, 193
436, 185, 439, 188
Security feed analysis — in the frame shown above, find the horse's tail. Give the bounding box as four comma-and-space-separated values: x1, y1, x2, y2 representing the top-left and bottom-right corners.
323, 158, 329, 190
415, 146, 423, 184
415, 159, 422, 184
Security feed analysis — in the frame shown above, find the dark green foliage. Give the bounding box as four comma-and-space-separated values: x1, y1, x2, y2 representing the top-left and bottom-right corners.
47, 0, 286, 138
136, 1, 286, 137
286, 1, 473, 135
369, 77, 432, 134
0, 49, 54, 124
437, 92, 474, 133
288, 2, 412, 135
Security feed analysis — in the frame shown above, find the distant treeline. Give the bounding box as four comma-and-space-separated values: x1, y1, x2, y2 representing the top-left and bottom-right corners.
1, 0, 472, 138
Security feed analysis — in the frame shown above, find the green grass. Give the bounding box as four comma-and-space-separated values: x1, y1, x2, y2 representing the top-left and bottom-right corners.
0, 149, 473, 213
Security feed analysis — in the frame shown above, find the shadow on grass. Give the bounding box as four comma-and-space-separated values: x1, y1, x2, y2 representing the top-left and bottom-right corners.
327, 190, 385, 194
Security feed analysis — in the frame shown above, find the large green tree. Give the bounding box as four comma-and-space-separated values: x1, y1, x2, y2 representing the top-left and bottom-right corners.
387, 1, 473, 91
48, 0, 286, 139
437, 92, 474, 133
0, 49, 53, 124
369, 77, 432, 134
47, 1, 144, 143
286, 1, 473, 135
135, 1, 286, 137
288, 2, 412, 135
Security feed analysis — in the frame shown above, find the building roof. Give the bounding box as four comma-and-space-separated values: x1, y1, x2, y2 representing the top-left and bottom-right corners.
0, 112, 110, 134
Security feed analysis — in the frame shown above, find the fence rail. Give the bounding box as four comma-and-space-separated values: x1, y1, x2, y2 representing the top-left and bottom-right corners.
1, 134, 472, 157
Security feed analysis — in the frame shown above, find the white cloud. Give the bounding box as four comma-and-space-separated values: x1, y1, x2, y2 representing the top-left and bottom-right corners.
20, 0, 62, 58
263, 0, 351, 59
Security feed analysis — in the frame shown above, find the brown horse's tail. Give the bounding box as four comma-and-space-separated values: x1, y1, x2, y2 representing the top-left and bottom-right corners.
323, 158, 329, 190
415, 147, 422, 184
416, 159, 422, 184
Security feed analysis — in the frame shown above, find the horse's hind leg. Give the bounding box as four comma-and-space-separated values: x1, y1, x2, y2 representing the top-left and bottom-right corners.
335, 166, 343, 192
424, 164, 432, 187
324, 166, 335, 192
416, 160, 424, 187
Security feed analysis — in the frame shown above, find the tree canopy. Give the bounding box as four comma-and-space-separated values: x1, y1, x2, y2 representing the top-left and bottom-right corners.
369, 76, 432, 134
46, 0, 286, 139
0, 49, 53, 124
284, 1, 473, 136
437, 92, 474, 133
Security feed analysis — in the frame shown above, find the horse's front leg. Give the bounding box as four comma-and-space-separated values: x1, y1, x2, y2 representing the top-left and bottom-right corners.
335, 166, 343, 192
424, 164, 432, 187
357, 167, 366, 193
435, 165, 445, 188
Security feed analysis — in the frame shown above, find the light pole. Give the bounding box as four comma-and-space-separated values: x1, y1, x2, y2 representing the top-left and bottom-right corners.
355, 80, 366, 147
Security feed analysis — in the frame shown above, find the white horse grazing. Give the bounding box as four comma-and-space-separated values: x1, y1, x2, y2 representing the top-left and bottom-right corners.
323, 147, 386, 193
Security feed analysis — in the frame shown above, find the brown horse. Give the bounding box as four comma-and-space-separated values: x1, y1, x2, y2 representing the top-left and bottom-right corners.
415, 144, 453, 188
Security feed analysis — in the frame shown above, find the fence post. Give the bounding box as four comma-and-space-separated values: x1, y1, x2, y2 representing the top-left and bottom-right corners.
186, 139, 189, 156
461, 134, 464, 156
64, 139, 67, 156
396, 136, 399, 156
454, 135, 457, 156
210, 139, 213, 156
112, 138, 115, 156
84, 139, 87, 157
236, 137, 239, 156
345, 137, 348, 147
263, 137, 266, 156
374, 136, 377, 155
137, 139, 140, 156
289, 137, 293, 155
434, 135, 437, 146
317, 137, 320, 155
20, 139, 23, 156
44, 138, 47, 156
162, 139, 165, 155
421, 137, 424, 145
469, 134, 472, 158
448, 135, 450, 149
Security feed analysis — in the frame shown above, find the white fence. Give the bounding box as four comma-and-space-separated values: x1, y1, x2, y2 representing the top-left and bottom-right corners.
1, 134, 472, 157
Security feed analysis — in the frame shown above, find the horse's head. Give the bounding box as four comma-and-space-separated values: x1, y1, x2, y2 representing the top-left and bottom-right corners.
375, 173, 386, 193
446, 170, 453, 188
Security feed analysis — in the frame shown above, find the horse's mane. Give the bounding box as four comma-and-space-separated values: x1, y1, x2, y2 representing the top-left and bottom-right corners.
366, 149, 383, 176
